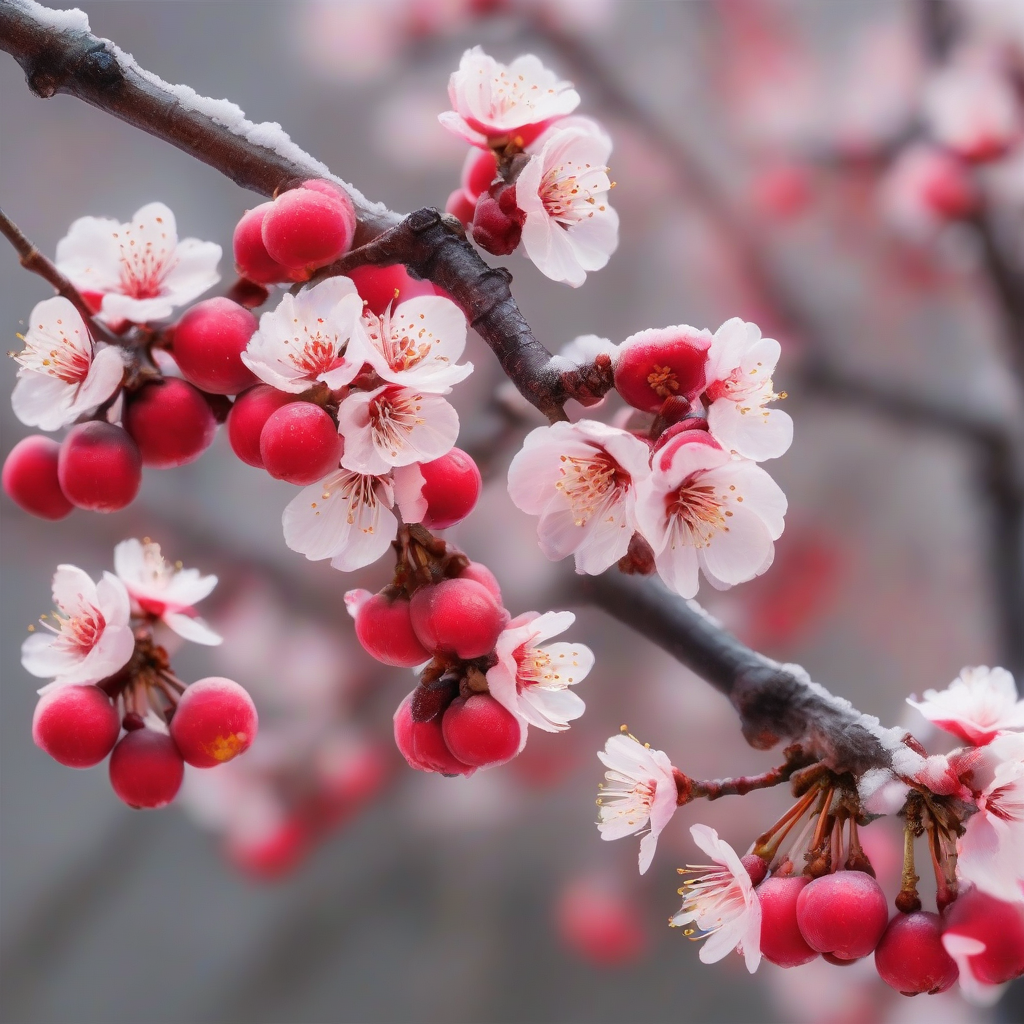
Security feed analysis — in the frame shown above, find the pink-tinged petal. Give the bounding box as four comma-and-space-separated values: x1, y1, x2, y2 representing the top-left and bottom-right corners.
708, 398, 793, 462
164, 611, 223, 646
70, 345, 125, 414
638, 832, 660, 875
12, 373, 75, 431
21, 632, 79, 679
329, 502, 399, 573
58, 620, 135, 686
392, 463, 427, 524
162, 237, 222, 305
96, 572, 131, 627
437, 111, 488, 147
697, 505, 775, 587
942, 934, 1006, 1007
55, 214, 124, 292
52, 565, 100, 617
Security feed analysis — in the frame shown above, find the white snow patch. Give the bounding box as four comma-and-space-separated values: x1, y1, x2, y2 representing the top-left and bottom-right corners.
25, 1, 90, 34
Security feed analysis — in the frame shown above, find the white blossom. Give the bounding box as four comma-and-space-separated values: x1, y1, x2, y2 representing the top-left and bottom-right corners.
486, 610, 593, 742
908, 666, 1024, 746
704, 318, 793, 462
337, 384, 459, 474
635, 436, 787, 598
113, 539, 221, 646
242, 277, 365, 394
670, 824, 762, 973
11, 297, 124, 431
354, 294, 472, 392
517, 117, 619, 287
596, 732, 678, 875
55, 202, 221, 324
22, 565, 135, 693
508, 419, 652, 575
438, 47, 580, 147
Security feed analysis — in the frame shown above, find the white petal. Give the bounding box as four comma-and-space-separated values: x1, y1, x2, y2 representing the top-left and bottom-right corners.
164, 611, 223, 646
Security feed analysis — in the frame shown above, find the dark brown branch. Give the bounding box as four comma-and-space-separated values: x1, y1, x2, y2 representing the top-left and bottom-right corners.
0, 204, 121, 345
576, 572, 895, 776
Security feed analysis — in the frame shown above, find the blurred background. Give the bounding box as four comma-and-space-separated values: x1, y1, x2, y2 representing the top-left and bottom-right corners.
2, 1, 1023, 1022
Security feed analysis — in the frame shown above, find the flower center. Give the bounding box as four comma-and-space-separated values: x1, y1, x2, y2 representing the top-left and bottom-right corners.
368, 390, 423, 459
539, 162, 608, 229
45, 606, 105, 658
666, 477, 730, 548
647, 364, 680, 398
365, 311, 437, 374
115, 226, 174, 300
598, 774, 656, 826
15, 320, 90, 384
675, 866, 748, 936
555, 449, 629, 526
285, 321, 343, 379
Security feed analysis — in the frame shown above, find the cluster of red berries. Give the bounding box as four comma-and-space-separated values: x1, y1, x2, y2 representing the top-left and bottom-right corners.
347, 535, 526, 776
34, 670, 257, 810
444, 148, 529, 257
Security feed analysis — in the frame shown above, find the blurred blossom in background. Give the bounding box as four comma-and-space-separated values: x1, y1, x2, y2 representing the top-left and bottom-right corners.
2, 1, 1023, 1022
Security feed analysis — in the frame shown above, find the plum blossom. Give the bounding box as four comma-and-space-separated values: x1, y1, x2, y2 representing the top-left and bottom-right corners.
55, 202, 221, 324
354, 295, 473, 391
516, 118, 619, 287
486, 610, 593, 743
670, 824, 762, 973
596, 732, 678, 875
439, 47, 580, 147
704, 318, 793, 462
635, 436, 787, 598
11, 297, 125, 431
22, 565, 135, 693
113, 539, 221, 646
337, 385, 460, 474
956, 732, 1024, 904
924, 60, 1021, 163
282, 465, 425, 572
908, 666, 1024, 746
508, 420, 652, 574
241, 277, 365, 394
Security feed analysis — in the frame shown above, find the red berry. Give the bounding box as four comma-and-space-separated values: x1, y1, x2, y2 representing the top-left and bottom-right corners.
299, 178, 357, 229
441, 694, 521, 767
233, 203, 294, 285
393, 691, 475, 776
227, 384, 293, 468
943, 888, 1024, 986
796, 871, 889, 960
348, 264, 435, 316
124, 378, 217, 468
471, 184, 524, 256
227, 817, 310, 879
409, 578, 509, 659
32, 685, 120, 768
108, 728, 184, 808
58, 421, 142, 512
458, 561, 502, 602
261, 187, 354, 272
169, 677, 258, 769
259, 402, 342, 485
757, 875, 819, 967
875, 912, 958, 995
172, 297, 258, 395
461, 147, 498, 200
556, 877, 647, 966
3, 435, 73, 520
741, 854, 768, 887
614, 327, 712, 412
349, 590, 431, 667
418, 447, 482, 530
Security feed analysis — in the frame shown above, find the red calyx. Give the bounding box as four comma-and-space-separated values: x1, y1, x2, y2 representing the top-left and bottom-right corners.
471, 182, 525, 256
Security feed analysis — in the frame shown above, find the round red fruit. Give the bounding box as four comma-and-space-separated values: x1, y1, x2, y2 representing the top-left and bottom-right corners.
418, 448, 482, 530
409, 578, 508, 659
796, 871, 889, 960
227, 384, 293, 468
441, 694, 521, 767
943, 888, 1024, 986
461, 147, 498, 200
58, 421, 142, 512
875, 912, 958, 995
169, 676, 258, 768
458, 561, 502, 601
393, 691, 475, 776
445, 188, 476, 227
350, 591, 430, 668
233, 203, 294, 285
757, 875, 819, 967
261, 187, 354, 272
172, 297, 258, 395
3, 435, 73, 520
124, 378, 217, 468
32, 685, 120, 768
108, 728, 184, 808
259, 402, 342, 485
614, 327, 712, 412
348, 264, 435, 316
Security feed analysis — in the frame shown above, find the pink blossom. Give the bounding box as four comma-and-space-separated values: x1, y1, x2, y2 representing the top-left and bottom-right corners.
11, 297, 124, 431
439, 47, 580, 147
635, 436, 787, 598
908, 666, 1024, 745
670, 824, 762, 972
55, 202, 221, 324
596, 732, 677, 875
22, 565, 135, 693
516, 117, 618, 287
507, 419, 652, 574
113, 539, 221, 646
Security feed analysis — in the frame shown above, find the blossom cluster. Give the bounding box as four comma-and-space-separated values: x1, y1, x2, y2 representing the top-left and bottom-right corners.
593, 665, 1024, 1002
510, 317, 791, 598
22, 539, 257, 810
440, 48, 619, 287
